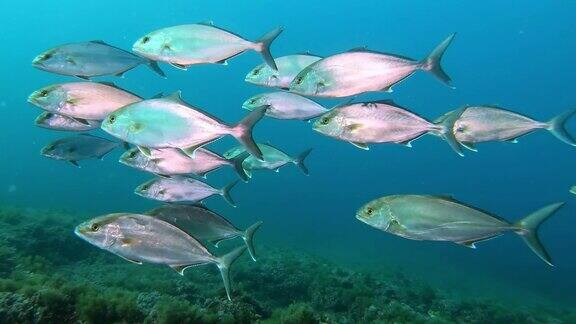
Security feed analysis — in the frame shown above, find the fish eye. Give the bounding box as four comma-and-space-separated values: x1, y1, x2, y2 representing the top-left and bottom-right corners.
43, 53, 52, 60
142, 36, 150, 44
108, 115, 116, 124
250, 99, 258, 104
295, 76, 303, 85
320, 117, 330, 125
141, 184, 150, 192
39, 90, 49, 97
366, 207, 374, 216
252, 68, 260, 76
128, 151, 137, 159
90, 223, 100, 231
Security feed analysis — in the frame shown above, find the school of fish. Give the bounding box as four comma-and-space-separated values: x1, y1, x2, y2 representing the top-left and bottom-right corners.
29, 21, 573, 300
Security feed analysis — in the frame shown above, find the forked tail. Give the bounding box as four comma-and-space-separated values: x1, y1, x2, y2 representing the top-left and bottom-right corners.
229, 106, 269, 161
420, 33, 457, 88
215, 246, 247, 300
254, 27, 284, 71
546, 110, 576, 146
514, 202, 564, 266
242, 221, 263, 261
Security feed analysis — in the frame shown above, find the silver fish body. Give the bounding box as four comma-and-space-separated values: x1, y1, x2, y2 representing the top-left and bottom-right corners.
245, 54, 322, 89
357, 195, 564, 266
147, 204, 263, 260
240, 144, 312, 177
101, 92, 268, 160
133, 23, 283, 70
35, 112, 101, 131
437, 106, 576, 148
135, 177, 238, 207
120, 147, 245, 179
28, 82, 141, 120
312, 100, 464, 155
289, 34, 456, 97
32, 41, 164, 78
40, 134, 120, 166
74, 213, 246, 300
242, 92, 328, 120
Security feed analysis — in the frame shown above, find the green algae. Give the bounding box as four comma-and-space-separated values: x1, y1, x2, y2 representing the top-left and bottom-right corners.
0, 206, 573, 323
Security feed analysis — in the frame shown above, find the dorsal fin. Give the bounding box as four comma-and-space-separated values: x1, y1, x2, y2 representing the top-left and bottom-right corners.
295, 51, 323, 58
164, 91, 188, 106
347, 46, 368, 52
90, 40, 109, 45
198, 20, 214, 26
98, 81, 116, 87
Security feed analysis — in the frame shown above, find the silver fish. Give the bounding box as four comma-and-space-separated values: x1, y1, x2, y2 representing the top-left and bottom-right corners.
75, 213, 246, 300
135, 177, 238, 207
133, 23, 283, 70
243, 92, 328, 120
357, 195, 564, 266
146, 204, 263, 261
35, 112, 101, 132
119, 147, 247, 181
245, 54, 322, 88
32, 40, 165, 79
28, 82, 142, 121
101, 91, 269, 160
239, 144, 312, 178
436, 106, 576, 151
289, 33, 456, 97
40, 134, 121, 167
312, 100, 465, 155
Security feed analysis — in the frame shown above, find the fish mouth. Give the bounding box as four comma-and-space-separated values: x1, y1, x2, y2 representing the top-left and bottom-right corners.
31, 56, 43, 66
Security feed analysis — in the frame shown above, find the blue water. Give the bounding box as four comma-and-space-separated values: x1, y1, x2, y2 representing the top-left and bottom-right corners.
2, 0, 576, 310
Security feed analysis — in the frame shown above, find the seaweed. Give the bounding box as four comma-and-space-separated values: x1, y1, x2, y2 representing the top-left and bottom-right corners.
0, 205, 572, 323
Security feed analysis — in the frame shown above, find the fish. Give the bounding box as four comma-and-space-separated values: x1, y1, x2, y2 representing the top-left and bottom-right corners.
32, 40, 165, 79
133, 22, 283, 70
435, 106, 576, 151
40, 134, 121, 167
35, 112, 101, 132
100, 91, 269, 160
356, 195, 564, 266
28, 82, 142, 121
119, 147, 248, 181
242, 92, 329, 120
146, 204, 263, 261
238, 144, 312, 178
245, 54, 322, 89
289, 33, 456, 97
570, 186, 576, 195
312, 100, 465, 156
135, 177, 238, 207
74, 213, 246, 300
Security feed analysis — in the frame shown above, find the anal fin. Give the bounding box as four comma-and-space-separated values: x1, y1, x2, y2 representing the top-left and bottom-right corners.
349, 142, 369, 150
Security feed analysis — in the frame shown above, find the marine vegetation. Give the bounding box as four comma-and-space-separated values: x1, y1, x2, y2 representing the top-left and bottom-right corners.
0, 205, 574, 323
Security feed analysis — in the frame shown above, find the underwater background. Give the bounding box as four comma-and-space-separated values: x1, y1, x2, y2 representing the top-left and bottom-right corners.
1, 0, 576, 322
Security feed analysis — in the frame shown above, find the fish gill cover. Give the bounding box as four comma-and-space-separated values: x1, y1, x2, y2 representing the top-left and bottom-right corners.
2, 0, 576, 323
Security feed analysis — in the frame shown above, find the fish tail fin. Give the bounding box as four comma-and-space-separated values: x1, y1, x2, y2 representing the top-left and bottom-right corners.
242, 221, 263, 261
220, 180, 239, 207
513, 202, 564, 266
294, 148, 313, 175
146, 60, 166, 78
432, 108, 465, 156
230, 152, 250, 182
254, 27, 284, 71
546, 110, 576, 146
230, 106, 268, 160
420, 33, 456, 88
215, 246, 247, 300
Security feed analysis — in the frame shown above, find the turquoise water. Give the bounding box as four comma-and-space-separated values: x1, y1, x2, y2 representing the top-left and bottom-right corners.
1, 0, 576, 322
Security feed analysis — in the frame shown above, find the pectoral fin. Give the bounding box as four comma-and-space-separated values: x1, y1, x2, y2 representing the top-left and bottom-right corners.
461, 142, 477, 152
345, 123, 363, 133
72, 117, 90, 126
456, 240, 477, 249
69, 160, 80, 167
349, 142, 369, 150
138, 146, 152, 158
